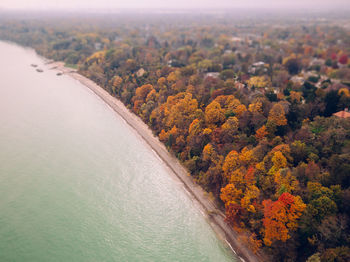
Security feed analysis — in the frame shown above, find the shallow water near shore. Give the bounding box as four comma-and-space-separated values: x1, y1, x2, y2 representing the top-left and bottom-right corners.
0, 41, 235, 261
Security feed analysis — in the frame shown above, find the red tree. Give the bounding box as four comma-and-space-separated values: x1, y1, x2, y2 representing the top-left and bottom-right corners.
339, 54, 348, 65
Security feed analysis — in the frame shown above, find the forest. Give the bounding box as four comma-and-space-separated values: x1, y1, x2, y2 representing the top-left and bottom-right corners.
0, 11, 349, 261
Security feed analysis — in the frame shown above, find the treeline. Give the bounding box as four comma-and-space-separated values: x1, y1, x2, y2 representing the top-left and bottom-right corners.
0, 13, 349, 261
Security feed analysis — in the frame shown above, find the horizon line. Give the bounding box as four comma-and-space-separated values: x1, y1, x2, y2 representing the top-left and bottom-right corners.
1, 6, 350, 13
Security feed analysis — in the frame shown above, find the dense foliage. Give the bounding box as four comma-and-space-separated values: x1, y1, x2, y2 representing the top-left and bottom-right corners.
1, 12, 349, 261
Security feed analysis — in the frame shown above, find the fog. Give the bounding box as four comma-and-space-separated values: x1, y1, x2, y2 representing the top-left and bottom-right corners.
0, 0, 349, 10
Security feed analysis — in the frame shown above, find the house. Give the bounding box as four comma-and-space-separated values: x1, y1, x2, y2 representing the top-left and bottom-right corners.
309, 58, 325, 67
136, 68, 146, 77
315, 75, 329, 88
333, 109, 350, 119
290, 76, 305, 86
231, 37, 243, 43
235, 82, 245, 89
205, 72, 220, 79
94, 42, 102, 50
248, 61, 267, 74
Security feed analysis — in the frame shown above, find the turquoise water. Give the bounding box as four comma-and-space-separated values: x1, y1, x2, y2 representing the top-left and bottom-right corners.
0, 41, 235, 261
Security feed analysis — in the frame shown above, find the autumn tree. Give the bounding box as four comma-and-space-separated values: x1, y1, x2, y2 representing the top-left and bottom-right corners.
132, 84, 154, 113
214, 95, 241, 117
247, 76, 270, 89
263, 192, 306, 246
222, 150, 239, 180
268, 103, 287, 127
248, 101, 263, 114
269, 151, 288, 175
255, 125, 268, 140
161, 92, 200, 132
290, 91, 303, 103
221, 147, 260, 225
187, 119, 205, 156
274, 169, 299, 196
338, 54, 348, 65
111, 75, 123, 94
221, 116, 239, 143
205, 100, 226, 126
221, 168, 260, 223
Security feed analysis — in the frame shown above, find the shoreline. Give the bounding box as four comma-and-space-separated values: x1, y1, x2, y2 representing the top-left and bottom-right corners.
50, 62, 263, 262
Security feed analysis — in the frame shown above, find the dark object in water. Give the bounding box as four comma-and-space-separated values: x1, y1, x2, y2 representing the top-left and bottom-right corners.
31, 64, 38, 67
57, 72, 63, 76
36, 69, 43, 73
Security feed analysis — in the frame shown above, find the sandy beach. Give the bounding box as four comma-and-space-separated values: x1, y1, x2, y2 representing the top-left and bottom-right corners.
50, 62, 263, 262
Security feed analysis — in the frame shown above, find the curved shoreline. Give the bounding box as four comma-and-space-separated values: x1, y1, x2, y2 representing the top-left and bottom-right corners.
51, 62, 263, 262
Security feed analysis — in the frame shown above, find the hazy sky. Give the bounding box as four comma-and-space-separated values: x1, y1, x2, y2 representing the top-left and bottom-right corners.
0, 0, 349, 10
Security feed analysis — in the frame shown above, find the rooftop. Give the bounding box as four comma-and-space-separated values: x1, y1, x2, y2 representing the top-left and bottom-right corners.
333, 110, 350, 118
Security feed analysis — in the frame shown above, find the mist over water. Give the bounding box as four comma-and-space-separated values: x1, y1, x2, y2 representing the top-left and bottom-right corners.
0, 41, 235, 261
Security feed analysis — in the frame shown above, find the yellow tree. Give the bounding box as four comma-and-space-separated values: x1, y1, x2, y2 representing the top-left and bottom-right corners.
290, 91, 303, 103
221, 116, 239, 141
222, 150, 239, 180
167, 71, 177, 82
234, 104, 247, 118
221, 147, 259, 219
220, 184, 244, 225
240, 184, 260, 213
221, 167, 260, 224
205, 101, 226, 126
268, 151, 288, 175
241, 147, 254, 163
162, 92, 199, 131
222, 116, 239, 132
259, 146, 292, 194
146, 89, 158, 103
247, 76, 270, 89
134, 84, 154, 102
338, 88, 350, 97
214, 95, 241, 116
157, 77, 166, 87
248, 101, 263, 114
268, 103, 287, 126
188, 119, 202, 137
187, 119, 204, 154
86, 50, 105, 64
274, 169, 299, 196
202, 143, 215, 162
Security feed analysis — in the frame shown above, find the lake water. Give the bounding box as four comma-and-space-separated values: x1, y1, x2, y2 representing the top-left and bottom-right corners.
0, 41, 235, 261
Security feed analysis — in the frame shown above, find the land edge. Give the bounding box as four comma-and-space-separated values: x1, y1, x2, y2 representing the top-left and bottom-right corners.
50, 61, 265, 262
